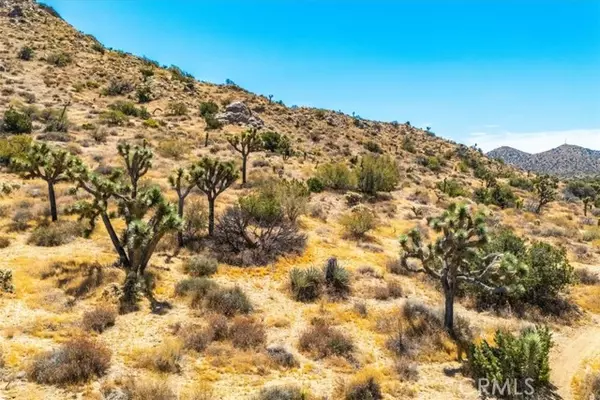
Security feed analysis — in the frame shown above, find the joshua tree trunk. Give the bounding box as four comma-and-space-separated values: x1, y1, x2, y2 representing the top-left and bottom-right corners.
100, 212, 129, 267
177, 196, 185, 247
208, 197, 215, 236
205, 131, 209, 147
241, 156, 248, 185
47, 181, 58, 222
442, 275, 456, 332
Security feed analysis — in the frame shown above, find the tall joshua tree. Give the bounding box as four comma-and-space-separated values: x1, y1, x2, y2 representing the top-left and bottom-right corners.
227, 128, 262, 185
70, 141, 181, 314
533, 175, 558, 214
399, 203, 526, 332
11, 142, 76, 221
195, 157, 238, 236
169, 166, 201, 247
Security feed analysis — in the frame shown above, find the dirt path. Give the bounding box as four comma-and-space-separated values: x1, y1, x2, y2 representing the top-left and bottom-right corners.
550, 316, 600, 400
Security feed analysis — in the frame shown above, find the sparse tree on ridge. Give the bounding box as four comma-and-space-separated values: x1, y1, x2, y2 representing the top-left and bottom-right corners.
169, 165, 202, 247
194, 157, 239, 236
11, 142, 76, 222
533, 175, 559, 214
227, 128, 262, 185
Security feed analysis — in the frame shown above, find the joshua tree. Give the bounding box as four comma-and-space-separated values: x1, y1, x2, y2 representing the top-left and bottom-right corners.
533, 175, 559, 214
11, 142, 76, 221
194, 157, 239, 236
567, 180, 598, 216
227, 129, 262, 185
399, 203, 526, 332
70, 141, 181, 313
169, 165, 202, 247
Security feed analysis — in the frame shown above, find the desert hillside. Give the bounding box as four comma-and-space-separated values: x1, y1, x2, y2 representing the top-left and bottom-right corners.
488, 144, 600, 178
1, 1, 600, 400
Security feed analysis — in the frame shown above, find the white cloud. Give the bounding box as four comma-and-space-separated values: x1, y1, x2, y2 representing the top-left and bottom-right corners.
466, 129, 600, 153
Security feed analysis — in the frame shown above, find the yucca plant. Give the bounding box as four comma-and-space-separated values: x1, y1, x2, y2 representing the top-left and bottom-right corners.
290, 267, 323, 302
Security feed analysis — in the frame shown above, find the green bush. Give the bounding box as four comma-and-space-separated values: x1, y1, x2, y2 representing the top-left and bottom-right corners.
340, 206, 378, 238
174, 277, 217, 298
199, 101, 219, 117
316, 162, 356, 191
45, 52, 72, 67
509, 177, 533, 191
0, 135, 32, 164
356, 154, 399, 195
261, 131, 283, 152
166, 101, 188, 116
205, 286, 253, 317
136, 85, 153, 103
274, 179, 309, 223
1, 108, 32, 134
109, 100, 140, 117
18, 46, 34, 61
204, 114, 222, 130
469, 327, 552, 398
184, 255, 218, 277
306, 177, 324, 193
436, 178, 467, 198
425, 156, 441, 171
290, 267, 323, 302
364, 140, 383, 154
100, 110, 128, 126
474, 185, 517, 209
0, 269, 14, 293
27, 221, 83, 247
102, 78, 134, 96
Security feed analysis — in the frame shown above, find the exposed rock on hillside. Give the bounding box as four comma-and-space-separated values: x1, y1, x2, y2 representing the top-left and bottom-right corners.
216, 101, 264, 128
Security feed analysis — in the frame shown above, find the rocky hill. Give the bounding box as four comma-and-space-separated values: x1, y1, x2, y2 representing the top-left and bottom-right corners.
1, 1, 600, 400
488, 144, 600, 178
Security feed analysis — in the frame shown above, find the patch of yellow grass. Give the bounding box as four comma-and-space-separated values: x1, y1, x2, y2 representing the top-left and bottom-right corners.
572, 357, 600, 400
572, 285, 600, 314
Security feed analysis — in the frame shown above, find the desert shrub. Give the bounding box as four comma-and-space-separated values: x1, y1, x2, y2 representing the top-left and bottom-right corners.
363, 140, 383, 154
299, 319, 354, 359
306, 177, 324, 193
340, 206, 378, 238
102, 78, 134, 96
182, 199, 208, 243
509, 176, 533, 191
0, 269, 15, 293
575, 268, 600, 285
184, 255, 218, 277
91, 42, 105, 53
89, 126, 108, 143
290, 267, 323, 302
207, 313, 229, 341
109, 100, 141, 117
157, 139, 188, 158
0, 236, 10, 249
474, 185, 517, 209
395, 357, 419, 381
174, 277, 218, 298
436, 178, 467, 197
82, 306, 116, 333
204, 114, 222, 130
137, 340, 182, 373
205, 286, 253, 317
38, 3, 62, 18
356, 154, 400, 195
18, 46, 34, 61
469, 327, 552, 398
167, 101, 188, 116
10, 209, 33, 231
143, 118, 159, 128
323, 257, 350, 298
1, 108, 32, 134
43, 108, 69, 133
261, 131, 283, 152
45, 51, 72, 67
136, 85, 153, 103
275, 179, 309, 223
110, 378, 176, 400
100, 110, 128, 126
344, 376, 383, 400
266, 346, 297, 368
178, 324, 213, 352
256, 385, 309, 400
0, 135, 32, 164
28, 337, 111, 384
199, 101, 219, 117
229, 316, 266, 349
27, 221, 83, 247
214, 189, 306, 266
578, 371, 600, 400
316, 162, 356, 191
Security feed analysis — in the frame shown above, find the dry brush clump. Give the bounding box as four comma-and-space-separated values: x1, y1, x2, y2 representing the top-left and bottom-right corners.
27, 337, 111, 385
81, 306, 116, 333
183, 255, 218, 277
289, 257, 350, 302
299, 319, 354, 360
135, 339, 183, 373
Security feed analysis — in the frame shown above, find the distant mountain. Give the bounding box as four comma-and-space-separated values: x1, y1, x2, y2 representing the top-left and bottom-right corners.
487, 144, 600, 178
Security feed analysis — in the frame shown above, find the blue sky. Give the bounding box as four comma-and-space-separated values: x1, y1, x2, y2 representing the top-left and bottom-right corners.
45, 0, 600, 152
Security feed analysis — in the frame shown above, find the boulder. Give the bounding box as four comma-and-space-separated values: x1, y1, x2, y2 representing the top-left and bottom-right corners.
216, 101, 264, 128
